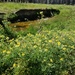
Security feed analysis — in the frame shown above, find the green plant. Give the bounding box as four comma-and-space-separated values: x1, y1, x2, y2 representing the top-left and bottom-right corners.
0, 3, 75, 75
0, 30, 75, 75
2, 20, 17, 39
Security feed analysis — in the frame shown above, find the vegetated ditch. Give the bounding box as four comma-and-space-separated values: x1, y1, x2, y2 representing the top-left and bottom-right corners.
0, 8, 60, 31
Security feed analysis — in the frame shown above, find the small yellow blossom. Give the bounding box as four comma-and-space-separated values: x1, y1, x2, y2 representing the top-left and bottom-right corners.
39, 40, 41, 42
7, 51, 11, 54
44, 37, 47, 39
43, 59, 46, 62
9, 38, 14, 42
15, 42, 20, 47
3, 50, 6, 53
33, 45, 37, 48
6, 37, 9, 40
10, 47, 13, 50
15, 39, 18, 42
13, 63, 17, 67
71, 46, 74, 49
57, 42, 61, 46
17, 42, 20, 46
22, 53, 25, 56
50, 59, 53, 62
63, 38, 65, 40
62, 48, 66, 50
60, 58, 63, 61
48, 63, 52, 66
56, 36, 58, 38
49, 40, 52, 43
27, 33, 32, 36
44, 49, 48, 52
17, 64, 20, 68
15, 45, 20, 47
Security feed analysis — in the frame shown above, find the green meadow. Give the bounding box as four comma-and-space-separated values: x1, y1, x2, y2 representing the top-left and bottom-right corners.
0, 3, 75, 75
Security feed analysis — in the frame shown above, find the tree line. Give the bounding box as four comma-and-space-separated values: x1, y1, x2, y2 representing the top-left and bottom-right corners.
0, 0, 75, 5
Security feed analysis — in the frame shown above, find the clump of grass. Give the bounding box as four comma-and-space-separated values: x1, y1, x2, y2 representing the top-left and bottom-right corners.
2, 20, 17, 39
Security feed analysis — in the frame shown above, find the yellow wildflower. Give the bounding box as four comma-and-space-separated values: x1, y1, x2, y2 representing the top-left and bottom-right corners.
6, 37, 9, 40
48, 63, 52, 66
13, 63, 17, 67
15, 42, 20, 47
17, 64, 20, 68
33, 45, 37, 48
50, 59, 53, 62
56, 36, 58, 38
22, 53, 25, 56
62, 48, 66, 50
9, 38, 14, 42
57, 42, 61, 46
63, 38, 65, 40
60, 58, 63, 61
17, 42, 20, 46
7, 51, 11, 54
43, 59, 46, 62
49, 40, 52, 43
3, 50, 6, 53
44, 49, 48, 52
71, 46, 74, 49
10, 47, 13, 50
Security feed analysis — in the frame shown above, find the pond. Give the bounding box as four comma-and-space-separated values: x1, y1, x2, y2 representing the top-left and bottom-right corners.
0, 8, 60, 31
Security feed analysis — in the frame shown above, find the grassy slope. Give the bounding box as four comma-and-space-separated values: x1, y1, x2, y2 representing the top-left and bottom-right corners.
0, 3, 75, 31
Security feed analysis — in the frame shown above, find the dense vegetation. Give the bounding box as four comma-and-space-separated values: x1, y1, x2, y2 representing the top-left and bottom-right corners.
0, 3, 75, 75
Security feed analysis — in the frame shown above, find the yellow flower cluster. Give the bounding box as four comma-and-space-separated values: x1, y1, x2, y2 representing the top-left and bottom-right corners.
60, 58, 63, 61
2, 50, 11, 54
49, 40, 52, 43
57, 42, 61, 46
62, 48, 66, 50
15, 42, 20, 47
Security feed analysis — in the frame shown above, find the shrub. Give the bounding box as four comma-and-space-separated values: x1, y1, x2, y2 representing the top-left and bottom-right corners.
0, 30, 75, 75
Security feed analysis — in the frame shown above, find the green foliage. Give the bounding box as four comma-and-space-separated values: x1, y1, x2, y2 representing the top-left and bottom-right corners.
0, 30, 75, 75
0, 3, 75, 75
2, 20, 17, 39
17, 25, 39, 36
8, 13, 18, 19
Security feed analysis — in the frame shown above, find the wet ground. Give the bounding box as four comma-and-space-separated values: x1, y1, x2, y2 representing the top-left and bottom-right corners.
9, 19, 41, 31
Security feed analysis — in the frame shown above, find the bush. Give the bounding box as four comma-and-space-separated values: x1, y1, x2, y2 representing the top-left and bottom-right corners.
0, 30, 75, 75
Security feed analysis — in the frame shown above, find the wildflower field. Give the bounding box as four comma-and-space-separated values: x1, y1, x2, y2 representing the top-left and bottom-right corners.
0, 3, 75, 75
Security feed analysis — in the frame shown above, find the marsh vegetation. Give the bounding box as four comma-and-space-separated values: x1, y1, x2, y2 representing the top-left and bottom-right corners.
0, 3, 75, 75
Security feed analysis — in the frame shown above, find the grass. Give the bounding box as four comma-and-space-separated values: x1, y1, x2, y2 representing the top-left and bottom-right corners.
0, 3, 75, 75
